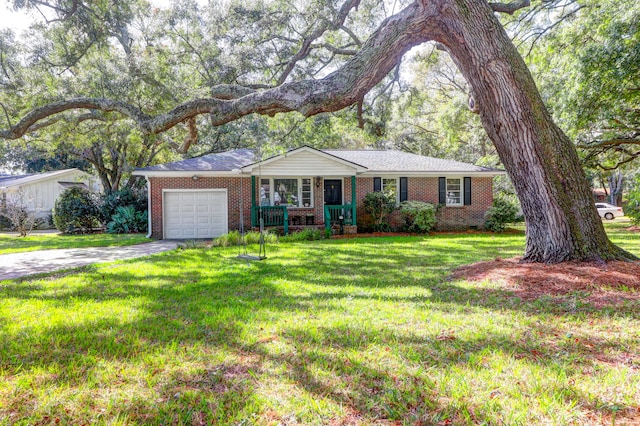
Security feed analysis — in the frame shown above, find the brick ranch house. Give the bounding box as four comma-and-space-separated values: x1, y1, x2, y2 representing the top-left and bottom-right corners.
133, 146, 505, 239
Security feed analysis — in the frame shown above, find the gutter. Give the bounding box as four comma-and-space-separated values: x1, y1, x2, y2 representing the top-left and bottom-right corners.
145, 176, 152, 239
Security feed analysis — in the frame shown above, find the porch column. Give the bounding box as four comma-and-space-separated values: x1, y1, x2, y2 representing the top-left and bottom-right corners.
351, 175, 357, 225
251, 176, 256, 227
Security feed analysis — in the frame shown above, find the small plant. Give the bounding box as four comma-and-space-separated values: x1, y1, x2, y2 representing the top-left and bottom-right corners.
0, 201, 40, 237
399, 201, 438, 233
0, 188, 41, 236
363, 191, 396, 232
484, 195, 519, 232
106, 206, 148, 234
280, 228, 325, 242
179, 240, 209, 250
52, 187, 101, 234
213, 230, 278, 247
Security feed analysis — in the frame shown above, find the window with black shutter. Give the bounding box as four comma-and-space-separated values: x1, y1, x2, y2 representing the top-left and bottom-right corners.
464, 177, 472, 205
400, 177, 408, 202
438, 177, 446, 204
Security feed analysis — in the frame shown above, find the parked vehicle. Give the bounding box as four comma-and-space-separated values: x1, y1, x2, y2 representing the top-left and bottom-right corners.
595, 203, 624, 220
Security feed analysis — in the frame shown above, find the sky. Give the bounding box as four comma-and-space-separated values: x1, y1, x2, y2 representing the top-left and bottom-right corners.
0, 3, 35, 32
0, 1, 199, 33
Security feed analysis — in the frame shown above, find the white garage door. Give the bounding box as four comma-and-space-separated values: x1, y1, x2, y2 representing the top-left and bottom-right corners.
164, 190, 228, 239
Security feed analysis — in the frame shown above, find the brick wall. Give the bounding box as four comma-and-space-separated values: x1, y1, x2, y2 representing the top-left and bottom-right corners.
149, 175, 494, 238
148, 176, 251, 239
356, 176, 494, 231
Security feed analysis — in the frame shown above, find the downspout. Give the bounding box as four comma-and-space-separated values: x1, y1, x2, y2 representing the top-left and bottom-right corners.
145, 176, 152, 238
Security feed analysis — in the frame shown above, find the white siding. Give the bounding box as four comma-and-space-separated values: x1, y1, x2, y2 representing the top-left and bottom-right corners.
258, 151, 358, 176
5, 170, 99, 217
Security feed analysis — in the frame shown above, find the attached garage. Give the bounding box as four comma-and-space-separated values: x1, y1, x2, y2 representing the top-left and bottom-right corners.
163, 190, 228, 239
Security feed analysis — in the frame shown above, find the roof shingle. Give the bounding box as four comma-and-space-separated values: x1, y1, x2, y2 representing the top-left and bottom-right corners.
135, 147, 501, 174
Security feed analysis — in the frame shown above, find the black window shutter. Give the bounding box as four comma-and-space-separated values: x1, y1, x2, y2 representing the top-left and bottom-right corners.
439, 177, 446, 204
399, 177, 408, 202
464, 177, 472, 205
374, 177, 382, 192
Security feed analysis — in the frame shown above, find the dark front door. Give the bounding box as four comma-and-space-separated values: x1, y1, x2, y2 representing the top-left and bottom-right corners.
324, 179, 342, 205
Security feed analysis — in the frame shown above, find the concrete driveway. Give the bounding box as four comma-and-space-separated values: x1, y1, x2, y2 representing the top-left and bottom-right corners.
0, 240, 178, 281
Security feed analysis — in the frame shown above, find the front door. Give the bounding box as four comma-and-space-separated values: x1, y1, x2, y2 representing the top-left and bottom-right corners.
324, 179, 342, 205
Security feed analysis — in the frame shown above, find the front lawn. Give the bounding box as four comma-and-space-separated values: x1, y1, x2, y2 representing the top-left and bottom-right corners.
0, 232, 150, 254
0, 230, 638, 424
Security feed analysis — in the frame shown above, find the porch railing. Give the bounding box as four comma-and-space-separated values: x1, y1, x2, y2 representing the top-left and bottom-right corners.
251, 206, 289, 235
324, 204, 354, 231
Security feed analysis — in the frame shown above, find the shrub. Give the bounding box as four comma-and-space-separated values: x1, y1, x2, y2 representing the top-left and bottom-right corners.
484, 195, 519, 232
52, 187, 101, 234
626, 177, 640, 225
106, 206, 148, 234
0, 201, 40, 237
399, 201, 438, 233
356, 213, 376, 233
362, 192, 396, 232
0, 188, 42, 236
100, 188, 148, 223
280, 228, 325, 242
213, 230, 278, 247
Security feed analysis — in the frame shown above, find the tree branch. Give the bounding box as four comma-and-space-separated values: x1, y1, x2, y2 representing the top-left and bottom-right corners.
1, 2, 434, 141
275, 0, 362, 86
489, 0, 530, 14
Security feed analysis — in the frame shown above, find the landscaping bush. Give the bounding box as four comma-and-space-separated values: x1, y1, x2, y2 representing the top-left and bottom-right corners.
399, 201, 438, 233
0, 202, 40, 236
362, 191, 396, 232
106, 206, 148, 234
213, 230, 278, 247
280, 228, 325, 242
52, 187, 101, 234
100, 188, 148, 223
484, 195, 519, 232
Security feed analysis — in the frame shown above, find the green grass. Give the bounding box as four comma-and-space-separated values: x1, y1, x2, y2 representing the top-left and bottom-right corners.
0, 229, 639, 425
0, 233, 150, 254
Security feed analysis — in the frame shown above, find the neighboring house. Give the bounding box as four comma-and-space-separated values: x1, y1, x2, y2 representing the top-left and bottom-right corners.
593, 188, 608, 203
0, 168, 101, 223
133, 146, 505, 239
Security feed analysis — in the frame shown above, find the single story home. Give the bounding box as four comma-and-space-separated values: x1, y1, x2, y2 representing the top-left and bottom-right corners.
133, 146, 505, 239
0, 168, 101, 223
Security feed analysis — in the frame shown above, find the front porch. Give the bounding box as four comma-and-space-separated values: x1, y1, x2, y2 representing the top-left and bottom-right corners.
250, 204, 356, 235
249, 176, 357, 235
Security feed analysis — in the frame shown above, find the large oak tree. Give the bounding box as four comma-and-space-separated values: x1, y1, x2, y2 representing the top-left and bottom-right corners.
0, 0, 636, 263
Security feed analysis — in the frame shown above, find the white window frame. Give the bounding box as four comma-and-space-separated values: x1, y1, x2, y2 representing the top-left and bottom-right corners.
446, 177, 463, 206
261, 177, 314, 209
382, 177, 399, 205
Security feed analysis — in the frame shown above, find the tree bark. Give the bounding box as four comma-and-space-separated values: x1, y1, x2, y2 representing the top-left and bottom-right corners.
435, 0, 634, 262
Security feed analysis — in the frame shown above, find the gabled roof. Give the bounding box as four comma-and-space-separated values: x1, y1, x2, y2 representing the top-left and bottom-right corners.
0, 169, 87, 189
240, 146, 368, 174
133, 146, 504, 176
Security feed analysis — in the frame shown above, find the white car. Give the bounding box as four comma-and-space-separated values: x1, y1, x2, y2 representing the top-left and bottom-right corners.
596, 203, 624, 220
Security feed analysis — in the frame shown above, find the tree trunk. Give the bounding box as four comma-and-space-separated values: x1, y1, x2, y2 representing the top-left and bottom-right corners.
435, 0, 634, 262
608, 172, 624, 206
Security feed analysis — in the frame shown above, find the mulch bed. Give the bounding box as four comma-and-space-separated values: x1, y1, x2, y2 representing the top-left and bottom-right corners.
450, 258, 640, 308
